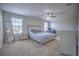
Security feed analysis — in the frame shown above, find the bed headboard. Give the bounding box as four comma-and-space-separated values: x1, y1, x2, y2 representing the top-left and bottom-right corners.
27, 25, 41, 33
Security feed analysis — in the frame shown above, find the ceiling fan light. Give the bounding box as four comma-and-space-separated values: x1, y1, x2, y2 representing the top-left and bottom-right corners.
46, 16, 51, 19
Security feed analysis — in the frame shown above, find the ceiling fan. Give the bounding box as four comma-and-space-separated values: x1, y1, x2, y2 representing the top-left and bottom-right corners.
45, 12, 56, 19
39, 11, 56, 20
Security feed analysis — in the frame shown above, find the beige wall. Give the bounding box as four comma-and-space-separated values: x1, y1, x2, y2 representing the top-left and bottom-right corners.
51, 17, 76, 31
51, 16, 77, 56
0, 9, 3, 48
50, 4, 77, 55
3, 11, 44, 41
78, 16, 79, 56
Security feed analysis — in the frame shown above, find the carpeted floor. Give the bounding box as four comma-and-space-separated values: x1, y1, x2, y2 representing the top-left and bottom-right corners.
0, 39, 60, 56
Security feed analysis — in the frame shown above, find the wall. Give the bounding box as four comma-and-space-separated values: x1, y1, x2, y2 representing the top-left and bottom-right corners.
78, 6, 79, 56
0, 9, 3, 48
3, 11, 44, 41
51, 17, 76, 31
78, 15, 79, 56
51, 18, 77, 56
50, 5, 77, 55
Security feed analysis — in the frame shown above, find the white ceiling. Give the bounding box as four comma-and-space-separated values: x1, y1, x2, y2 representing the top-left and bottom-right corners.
0, 3, 77, 21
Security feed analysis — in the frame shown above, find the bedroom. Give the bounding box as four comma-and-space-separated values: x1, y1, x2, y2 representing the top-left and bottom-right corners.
0, 3, 78, 56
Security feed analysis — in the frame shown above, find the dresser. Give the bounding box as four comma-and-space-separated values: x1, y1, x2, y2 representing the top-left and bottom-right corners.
20, 33, 28, 40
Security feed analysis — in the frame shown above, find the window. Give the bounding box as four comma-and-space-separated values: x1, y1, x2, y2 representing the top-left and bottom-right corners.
11, 17, 22, 34
50, 22, 56, 30
44, 22, 48, 31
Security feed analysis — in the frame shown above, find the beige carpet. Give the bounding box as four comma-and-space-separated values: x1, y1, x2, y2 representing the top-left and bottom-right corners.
0, 39, 60, 56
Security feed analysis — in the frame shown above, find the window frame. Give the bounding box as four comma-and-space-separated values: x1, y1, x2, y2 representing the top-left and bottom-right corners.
11, 17, 22, 34
44, 21, 48, 31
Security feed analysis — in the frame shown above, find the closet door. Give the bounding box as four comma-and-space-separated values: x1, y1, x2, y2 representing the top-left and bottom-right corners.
0, 10, 3, 48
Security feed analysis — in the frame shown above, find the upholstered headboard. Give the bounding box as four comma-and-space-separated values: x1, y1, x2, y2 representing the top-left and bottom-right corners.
27, 25, 42, 34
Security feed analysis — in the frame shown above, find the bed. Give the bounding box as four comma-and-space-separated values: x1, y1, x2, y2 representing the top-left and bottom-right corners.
27, 25, 56, 44
29, 31, 56, 44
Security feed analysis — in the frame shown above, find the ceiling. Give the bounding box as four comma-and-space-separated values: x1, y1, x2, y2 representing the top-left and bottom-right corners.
0, 3, 77, 21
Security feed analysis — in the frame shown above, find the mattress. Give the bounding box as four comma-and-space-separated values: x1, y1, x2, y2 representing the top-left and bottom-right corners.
29, 32, 56, 44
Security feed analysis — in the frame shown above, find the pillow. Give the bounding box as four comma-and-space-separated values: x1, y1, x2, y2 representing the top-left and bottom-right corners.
31, 29, 41, 33
52, 29, 56, 33
48, 29, 56, 34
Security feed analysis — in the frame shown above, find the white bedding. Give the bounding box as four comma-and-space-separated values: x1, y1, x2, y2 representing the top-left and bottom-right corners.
29, 32, 56, 44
